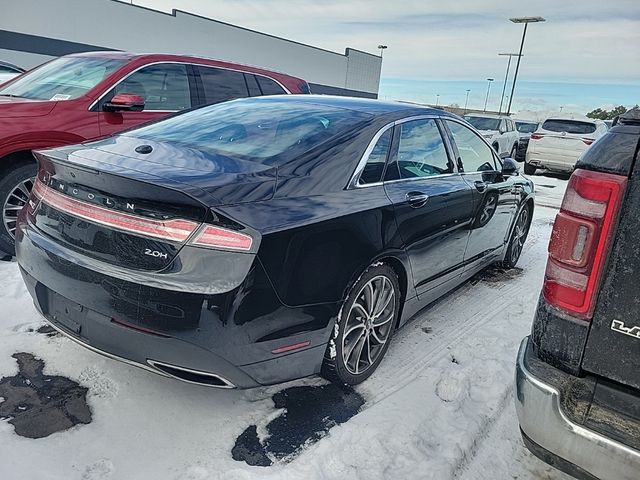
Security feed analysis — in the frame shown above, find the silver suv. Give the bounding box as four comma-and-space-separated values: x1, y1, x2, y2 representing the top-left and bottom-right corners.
464, 114, 520, 158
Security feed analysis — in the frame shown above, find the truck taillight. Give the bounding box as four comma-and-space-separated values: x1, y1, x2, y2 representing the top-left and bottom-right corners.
543, 169, 627, 320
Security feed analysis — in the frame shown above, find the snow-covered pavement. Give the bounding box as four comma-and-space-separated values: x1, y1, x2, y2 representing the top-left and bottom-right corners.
0, 173, 571, 480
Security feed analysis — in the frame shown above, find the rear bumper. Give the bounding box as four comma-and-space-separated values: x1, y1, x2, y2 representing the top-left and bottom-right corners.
526, 149, 578, 172
516, 337, 640, 480
16, 219, 334, 389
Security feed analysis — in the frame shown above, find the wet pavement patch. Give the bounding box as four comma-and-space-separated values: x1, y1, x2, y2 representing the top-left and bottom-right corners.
232, 383, 365, 466
472, 266, 524, 284
27, 324, 58, 337
0, 352, 91, 438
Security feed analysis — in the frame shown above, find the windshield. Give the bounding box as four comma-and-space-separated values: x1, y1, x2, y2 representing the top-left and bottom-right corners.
464, 116, 501, 131
516, 122, 538, 133
0, 56, 125, 101
542, 119, 597, 134
129, 98, 373, 165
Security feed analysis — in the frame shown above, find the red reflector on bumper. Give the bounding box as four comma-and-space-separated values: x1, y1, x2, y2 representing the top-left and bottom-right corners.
271, 341, 311, 354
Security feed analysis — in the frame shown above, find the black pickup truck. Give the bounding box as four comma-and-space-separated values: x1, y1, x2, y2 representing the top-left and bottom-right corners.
516, 108, 640, 480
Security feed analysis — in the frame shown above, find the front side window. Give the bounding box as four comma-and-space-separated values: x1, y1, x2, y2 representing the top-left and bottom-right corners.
447, 121, 497, 172
359, 128, 392, 185
395, 119, 452, 179
198, 66, 249, 105
113, 63, 191, 111
0, 56, 125, 101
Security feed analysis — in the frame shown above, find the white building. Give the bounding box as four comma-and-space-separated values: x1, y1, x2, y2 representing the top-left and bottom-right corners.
0, 0, 382, 98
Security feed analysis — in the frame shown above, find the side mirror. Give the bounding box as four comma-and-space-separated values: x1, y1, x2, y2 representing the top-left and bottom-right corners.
502, 157, 519, 176
103, 93, 145, 112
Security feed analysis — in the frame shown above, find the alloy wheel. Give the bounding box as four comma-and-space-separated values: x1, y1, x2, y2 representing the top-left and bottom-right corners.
510, 207, 529, 264
341, 275, 396, 375
2, 177, 34, 239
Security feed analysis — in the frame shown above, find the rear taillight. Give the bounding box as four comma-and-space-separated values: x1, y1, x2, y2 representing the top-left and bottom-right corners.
543, 169, 627, 320
582, 137, 595, 145
191, 225, 253, 251
530, 133, 544, 140
32, 180, 254, 251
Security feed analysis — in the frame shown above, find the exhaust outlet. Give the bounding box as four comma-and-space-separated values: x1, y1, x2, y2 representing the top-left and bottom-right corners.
147, 360, 236, 389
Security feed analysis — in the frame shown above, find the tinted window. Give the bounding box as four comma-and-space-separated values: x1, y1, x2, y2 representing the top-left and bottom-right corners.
0, 56, 125, 101
396, 119, 451, 179
542, 119, 597, 134
516, 121, 538, 133
464, 116, 501, 131
256, 76, 286, 95
130, 98, 372, 165
244, 74, 262, 96
115, 63, 191, 111
360, 128, 392, 185
198, 66, 249, 105
447, 121, 497, 172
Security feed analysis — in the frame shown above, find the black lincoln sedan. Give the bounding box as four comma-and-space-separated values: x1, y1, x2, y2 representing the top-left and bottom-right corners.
16, 95, 534, 388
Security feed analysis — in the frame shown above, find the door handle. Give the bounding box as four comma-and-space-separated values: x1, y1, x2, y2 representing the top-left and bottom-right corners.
405, 191, 429, 208
474, 181, 488, 193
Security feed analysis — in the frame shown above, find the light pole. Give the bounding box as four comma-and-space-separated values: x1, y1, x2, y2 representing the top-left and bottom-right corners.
435, 94, 440, 107
507, 16, 546, 115
498, 53, 521, 115
483, 78, 494, 112
464, 89, 471, 113
378, 44, 388, 58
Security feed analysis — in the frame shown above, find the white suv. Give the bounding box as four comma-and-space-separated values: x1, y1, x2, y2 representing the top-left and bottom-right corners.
524, 117, 607, 174
463, 114, 520, 158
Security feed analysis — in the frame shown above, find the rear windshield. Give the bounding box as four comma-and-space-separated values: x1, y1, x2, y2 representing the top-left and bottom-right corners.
542, 119, 597, 134
464, 116, 500, 131
129, 98, 373, 165
515, 122, 538, 134
0, 56, 125, 101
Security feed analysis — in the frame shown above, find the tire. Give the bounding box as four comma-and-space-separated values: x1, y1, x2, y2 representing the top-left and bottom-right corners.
321, 263, 401, 385
510, 144, 518, 159
501, 204, 531, 268
523, 161, 536, 175
0, 162, 37, 256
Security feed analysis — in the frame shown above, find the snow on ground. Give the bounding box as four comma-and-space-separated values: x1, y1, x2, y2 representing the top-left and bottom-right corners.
0, 173, 571, 480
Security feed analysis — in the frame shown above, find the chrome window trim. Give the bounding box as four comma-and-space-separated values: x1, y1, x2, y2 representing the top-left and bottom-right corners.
88, 60, 291, 112
348, 114, 460, 189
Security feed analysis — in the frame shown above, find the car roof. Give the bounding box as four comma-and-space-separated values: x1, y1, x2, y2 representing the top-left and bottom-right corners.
464, 113, 511, 119
235, 94, 456, 118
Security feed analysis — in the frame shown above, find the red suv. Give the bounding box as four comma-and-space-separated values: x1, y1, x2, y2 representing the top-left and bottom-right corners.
0, 52, 310, 255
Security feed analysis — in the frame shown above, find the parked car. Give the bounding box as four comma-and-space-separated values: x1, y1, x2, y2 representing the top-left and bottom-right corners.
524, 117, 607, 175
0, 52, 310, 256
0, 61, 25, 85
514, 120, 539, 162
16, 96, 534, 388
463, 113, 519, 158
516, 108, 640, 480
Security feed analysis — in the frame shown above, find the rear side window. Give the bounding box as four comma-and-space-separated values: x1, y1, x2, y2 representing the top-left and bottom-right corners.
244, 74, 262, 96
447, 121, 497, 172
396, 119, 452, 179
114, 63, 191, 111
197, 66, 249, 105
360, 129, 392, 185
256, 76, 286, 95
542, 119, 597, 134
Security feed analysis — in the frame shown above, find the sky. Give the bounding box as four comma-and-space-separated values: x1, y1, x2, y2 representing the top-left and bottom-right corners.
133, 0, 639, 114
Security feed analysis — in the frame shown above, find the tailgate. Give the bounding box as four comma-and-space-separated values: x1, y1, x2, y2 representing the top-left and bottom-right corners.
581, 131, 640, 390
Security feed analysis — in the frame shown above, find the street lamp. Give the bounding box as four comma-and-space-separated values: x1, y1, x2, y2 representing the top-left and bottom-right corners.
483, 78, 494, 112
498, 53, 522, 115
464, 89, 471, 113
435, 94, 440, 107
378, 44, 388, 57
507, 16, 546, 115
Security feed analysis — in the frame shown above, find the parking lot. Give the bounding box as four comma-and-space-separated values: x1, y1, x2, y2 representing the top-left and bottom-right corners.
0, 173, 572, 480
